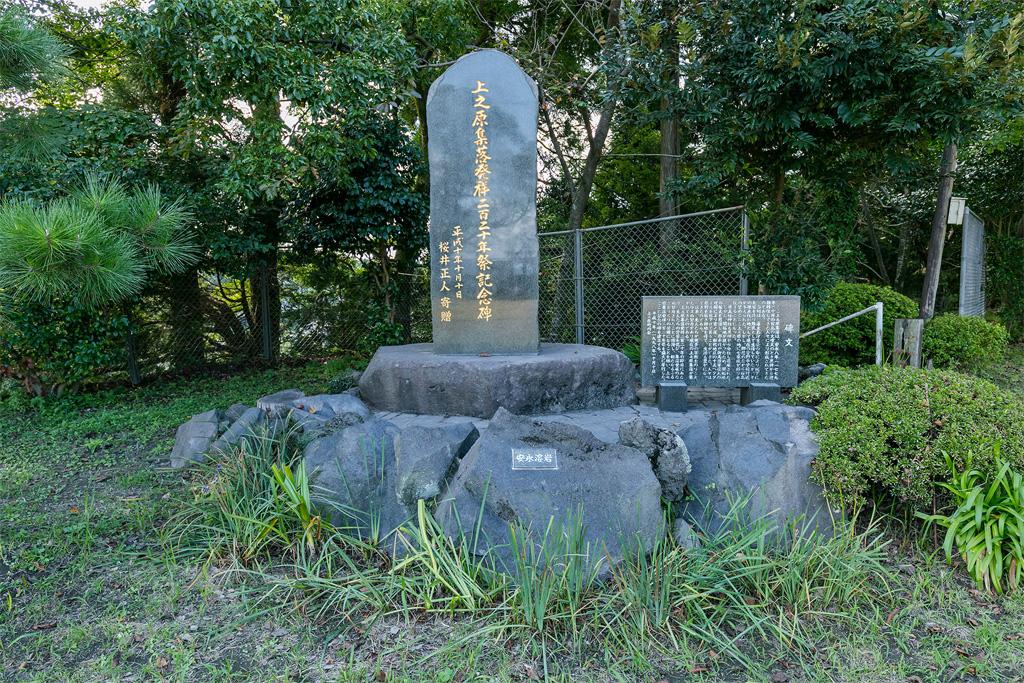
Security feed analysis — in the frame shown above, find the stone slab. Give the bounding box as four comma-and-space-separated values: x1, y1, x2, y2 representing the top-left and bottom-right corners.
358, 342, 635, 418
657, 381, 689, 412
427, 49, 540, 354
641, 295, 800, 388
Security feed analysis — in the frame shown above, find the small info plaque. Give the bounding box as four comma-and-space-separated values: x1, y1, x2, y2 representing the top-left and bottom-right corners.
511, 446, 558, 470
641, 295, 800, 388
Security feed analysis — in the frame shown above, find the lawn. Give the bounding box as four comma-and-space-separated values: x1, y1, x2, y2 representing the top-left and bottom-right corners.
2, 360, 1024, 683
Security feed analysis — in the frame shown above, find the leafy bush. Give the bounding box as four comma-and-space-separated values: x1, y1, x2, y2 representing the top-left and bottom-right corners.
919, 448, 1024, 594
0, 298, 129, 396
922, 314, 1009, 371
790, 365, 1024, 510
800, 283, 918, 367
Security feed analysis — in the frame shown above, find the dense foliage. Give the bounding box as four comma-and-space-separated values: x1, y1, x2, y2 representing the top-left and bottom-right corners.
987, 234, 1024, 340
922, 314, 1010, 371
799, 283, 918, 366
0, 176, 195, 307
790, 365, 1024, 511
0, 177, 196, 395
0, 299, 129, 397
1, 0, 1022, 382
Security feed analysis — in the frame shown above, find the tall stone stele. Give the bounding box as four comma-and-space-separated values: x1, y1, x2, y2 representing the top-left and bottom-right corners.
358, 50, 635, 418
427, 49, 540, 354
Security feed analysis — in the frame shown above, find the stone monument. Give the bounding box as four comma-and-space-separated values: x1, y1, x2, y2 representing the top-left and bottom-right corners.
358, 50, 635, 419
427, 49, 539, 354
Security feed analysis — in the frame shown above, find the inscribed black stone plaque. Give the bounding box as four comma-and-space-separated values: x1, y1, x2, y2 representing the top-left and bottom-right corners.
427, 49, 540, 354
640, 296, 800, 388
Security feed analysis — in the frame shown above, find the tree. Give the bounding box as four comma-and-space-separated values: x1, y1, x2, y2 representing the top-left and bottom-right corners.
0, 175, 195, 307
116, 0, 417, 360
0, 175, 197, 395
0, 4, 68, 91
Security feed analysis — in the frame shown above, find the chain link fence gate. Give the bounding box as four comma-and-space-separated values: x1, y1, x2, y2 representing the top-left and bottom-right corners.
958, 207, 986, 317
538, 206, 749, 351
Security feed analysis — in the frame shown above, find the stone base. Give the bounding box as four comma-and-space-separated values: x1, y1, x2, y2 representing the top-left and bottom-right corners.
358, 343, 636, 419
657, 381, 689, 412
740, 382, 782, 405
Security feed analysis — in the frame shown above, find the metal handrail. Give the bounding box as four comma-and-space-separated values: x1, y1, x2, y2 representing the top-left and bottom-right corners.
539, 206, 746, 237
801, 301, 884, 366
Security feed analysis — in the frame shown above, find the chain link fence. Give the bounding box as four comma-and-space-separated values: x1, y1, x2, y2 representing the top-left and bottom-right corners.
125, 206, 747, 380
538, 207, 749, 350
125, 257, 430, 381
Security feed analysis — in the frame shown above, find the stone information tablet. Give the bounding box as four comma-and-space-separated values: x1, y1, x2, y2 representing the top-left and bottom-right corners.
641, 296, 800, 388
427, 49, 540, 354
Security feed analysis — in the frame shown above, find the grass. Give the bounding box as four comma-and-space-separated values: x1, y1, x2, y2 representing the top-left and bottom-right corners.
1, 362, 1024, 681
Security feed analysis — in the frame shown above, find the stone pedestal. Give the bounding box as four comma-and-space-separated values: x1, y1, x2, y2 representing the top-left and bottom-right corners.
741, 382, 782, 405
657, 381, 689, 412
358, 343, 636, 418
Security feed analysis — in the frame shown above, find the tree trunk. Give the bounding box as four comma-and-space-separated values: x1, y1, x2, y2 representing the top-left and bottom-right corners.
157, 66, 206, 371
920, 142, 958, 320
546, 0, 621, 342
659, 0, 680, 220
167, 268, 205, 371
861, 192, 890, 285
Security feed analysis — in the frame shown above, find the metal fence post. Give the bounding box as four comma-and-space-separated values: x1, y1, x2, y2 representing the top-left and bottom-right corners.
573, 229, 585, 345
739, 210, 750, 296
875, 301, 884, 366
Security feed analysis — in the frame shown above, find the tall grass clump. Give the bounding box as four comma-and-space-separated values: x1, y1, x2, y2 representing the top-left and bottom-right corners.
170, 425, 328, 567
168, 434, 893, 674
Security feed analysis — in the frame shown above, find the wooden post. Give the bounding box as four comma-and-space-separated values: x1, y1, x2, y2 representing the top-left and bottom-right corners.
894, 318, 925, 368
920, 143, 958, 319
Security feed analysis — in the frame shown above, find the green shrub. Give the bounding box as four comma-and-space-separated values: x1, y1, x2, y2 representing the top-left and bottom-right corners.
919, 448, 1024, 594
800, 283, 918, 367
0, 298, 129, 396
790, 365, 1024, 510
922, 314, 1009, 371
